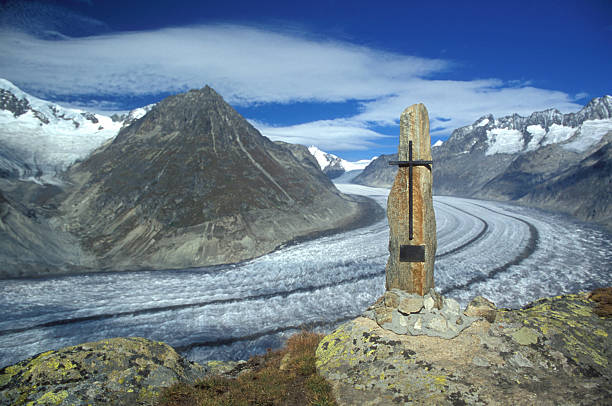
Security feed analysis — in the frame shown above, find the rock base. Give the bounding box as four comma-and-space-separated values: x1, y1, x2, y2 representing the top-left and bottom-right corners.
363, 289, 478, 339
317, 292, 611, 406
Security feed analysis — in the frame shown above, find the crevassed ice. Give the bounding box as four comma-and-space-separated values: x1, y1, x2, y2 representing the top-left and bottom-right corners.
542, 124, 575, 146
0, 80, 122, 180
485, 128, 524, 155
563, 119, 612, 153
525, 125, 546, 151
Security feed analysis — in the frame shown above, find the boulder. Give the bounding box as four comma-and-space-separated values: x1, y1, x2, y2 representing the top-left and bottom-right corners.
464, 295, 497, 323
0, 337, 206, 405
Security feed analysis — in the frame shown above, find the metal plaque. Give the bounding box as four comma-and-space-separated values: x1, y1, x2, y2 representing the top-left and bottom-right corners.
400, 245, 425, 262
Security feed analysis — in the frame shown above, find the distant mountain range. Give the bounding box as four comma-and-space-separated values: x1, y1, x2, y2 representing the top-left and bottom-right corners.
0, 81, 381, 277
354, 95, 612, 230
307, 146, 375, 178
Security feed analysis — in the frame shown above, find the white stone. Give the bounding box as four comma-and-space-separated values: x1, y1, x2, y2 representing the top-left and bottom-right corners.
398, 297, 424, 315
426, 314, 448, 332
413, 316, 423, 330
442, 298, 461, 316
423, 296, 435, 311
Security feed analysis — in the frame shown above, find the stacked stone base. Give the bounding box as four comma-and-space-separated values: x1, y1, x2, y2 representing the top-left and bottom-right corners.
363, 289, 480, 339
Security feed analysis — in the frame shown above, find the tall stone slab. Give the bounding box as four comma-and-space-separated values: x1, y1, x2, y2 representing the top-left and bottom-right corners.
386, 103, 436, 295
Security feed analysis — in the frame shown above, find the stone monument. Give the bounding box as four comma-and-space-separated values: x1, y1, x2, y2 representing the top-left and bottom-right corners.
387, 103, 436, 295
363, 103, 477, 339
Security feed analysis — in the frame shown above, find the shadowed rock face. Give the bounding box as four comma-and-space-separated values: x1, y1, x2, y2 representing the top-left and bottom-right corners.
352, 153, 396, 187
58, 86, 372, 271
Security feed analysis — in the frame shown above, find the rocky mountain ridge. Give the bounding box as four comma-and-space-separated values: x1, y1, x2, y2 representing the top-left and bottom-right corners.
441, 95, 611, 157
353, 96, 612, 230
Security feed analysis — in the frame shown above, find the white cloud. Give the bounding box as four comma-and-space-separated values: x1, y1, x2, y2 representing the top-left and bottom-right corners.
0, 25, 446, 104
250, 118, 391, 151
0, 24, 586, 150
355, 79, 582, 136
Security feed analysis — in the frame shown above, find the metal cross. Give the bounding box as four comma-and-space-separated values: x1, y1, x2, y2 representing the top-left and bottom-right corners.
389, 140, 433, 240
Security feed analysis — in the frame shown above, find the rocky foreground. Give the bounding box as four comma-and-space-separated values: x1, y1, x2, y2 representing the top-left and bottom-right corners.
1, 289, 610, 405
316, 288, 611, 405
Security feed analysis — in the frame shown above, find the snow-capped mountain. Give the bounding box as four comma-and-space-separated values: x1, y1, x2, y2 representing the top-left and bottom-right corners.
308, 146, 375, 178
111, 103, 156, 128
0, 79, 153, 183
443, 95, 612, 156
353, 96, 612, 230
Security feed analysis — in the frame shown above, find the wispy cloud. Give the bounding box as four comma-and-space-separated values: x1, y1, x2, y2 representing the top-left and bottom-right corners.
0, 25, 446, 104
0, 24, 586, 150
250, 118, 391, 151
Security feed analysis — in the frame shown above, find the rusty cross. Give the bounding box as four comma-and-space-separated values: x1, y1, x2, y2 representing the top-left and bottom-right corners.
389, 140, 433, 241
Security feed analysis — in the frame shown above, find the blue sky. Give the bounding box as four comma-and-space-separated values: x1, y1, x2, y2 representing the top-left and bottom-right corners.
0, 0, 610, 160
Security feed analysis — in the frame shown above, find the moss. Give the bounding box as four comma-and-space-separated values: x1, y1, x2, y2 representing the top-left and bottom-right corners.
137, 385, 159, 404
0, 370, 17, 387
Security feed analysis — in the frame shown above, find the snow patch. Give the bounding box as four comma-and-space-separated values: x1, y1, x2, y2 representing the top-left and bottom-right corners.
308, 145, 374, 172
0, 78, 148, 182
476, 118, 489, 127
485, 128, 524, 155
541, 124, 576, 146
525, 125, 546, 151
433, 140, 444, 147
342, 158, 375, 171
563, 119, 612, 152
308, 146, 337, 170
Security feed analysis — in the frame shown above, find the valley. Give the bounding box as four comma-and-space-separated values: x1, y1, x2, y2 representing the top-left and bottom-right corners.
1, 183, 610, 368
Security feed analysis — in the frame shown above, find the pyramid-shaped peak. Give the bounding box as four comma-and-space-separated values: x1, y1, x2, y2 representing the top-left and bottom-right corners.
148, 84, 236, 121
180, 84, 224, 101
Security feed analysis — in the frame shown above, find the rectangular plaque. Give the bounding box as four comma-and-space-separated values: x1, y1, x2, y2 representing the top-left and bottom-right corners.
399, 245, 425, 262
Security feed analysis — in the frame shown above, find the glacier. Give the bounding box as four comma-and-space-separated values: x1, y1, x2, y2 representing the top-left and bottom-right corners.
0, 79, 155, 183
0, 184, 610, 368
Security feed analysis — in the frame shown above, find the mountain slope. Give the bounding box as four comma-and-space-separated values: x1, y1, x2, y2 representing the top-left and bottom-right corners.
517, 133, 612, 226
0, 180, 94, 277
58, 86, 379, 270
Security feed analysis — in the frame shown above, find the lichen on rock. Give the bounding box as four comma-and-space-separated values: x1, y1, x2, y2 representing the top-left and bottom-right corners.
0, 337, 206, 405
317, 291, 612, 405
